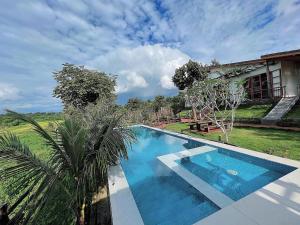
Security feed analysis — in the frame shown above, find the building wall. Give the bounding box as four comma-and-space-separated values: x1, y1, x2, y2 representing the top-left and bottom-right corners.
281, 61, 300, 96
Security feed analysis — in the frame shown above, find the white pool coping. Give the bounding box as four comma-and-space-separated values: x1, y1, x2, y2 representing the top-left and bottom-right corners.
108, 164, 144, 225
109, 125, 300, 225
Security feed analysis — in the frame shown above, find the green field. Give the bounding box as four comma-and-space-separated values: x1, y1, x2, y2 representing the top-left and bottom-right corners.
0, 115, 60, 212
2, 121, 55, 159
165, 123, 300, 160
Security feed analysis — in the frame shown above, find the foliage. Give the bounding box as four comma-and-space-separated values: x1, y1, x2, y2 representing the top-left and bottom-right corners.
168, 93, 186, 115
124, 95, 181, 124
172, 60, 209, 90
210, 58, 220, 67
152, 96, 166, 113
187, 78, 245, 142
53, 63, 116, 110
0, 106, 135, 225
124, 98, 154, 124
125, 98, 144, 111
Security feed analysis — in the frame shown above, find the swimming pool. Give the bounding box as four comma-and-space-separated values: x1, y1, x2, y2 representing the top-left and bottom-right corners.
177, 148, 296, 201
109, 125, 298, 225
120, 126, 219, 225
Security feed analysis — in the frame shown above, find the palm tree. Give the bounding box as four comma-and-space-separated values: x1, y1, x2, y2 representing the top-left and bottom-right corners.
0, 109, 135, 225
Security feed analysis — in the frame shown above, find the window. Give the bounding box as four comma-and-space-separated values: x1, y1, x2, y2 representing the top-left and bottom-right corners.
244, 73, 269, 100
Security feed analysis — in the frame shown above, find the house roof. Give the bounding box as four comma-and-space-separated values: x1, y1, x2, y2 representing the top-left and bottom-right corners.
212, 49, 300, 69
215, 58, 265, 68
261, 49, 300, 61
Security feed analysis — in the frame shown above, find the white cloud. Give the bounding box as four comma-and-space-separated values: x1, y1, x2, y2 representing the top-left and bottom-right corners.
116, 71, 148, 93
0, 0, 300, 112
0, 83, 20, 101
88, 44, 189, 94
160, 75, 174, 89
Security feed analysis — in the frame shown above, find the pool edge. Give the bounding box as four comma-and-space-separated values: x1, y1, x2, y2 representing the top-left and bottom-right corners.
109, 124, 300, 225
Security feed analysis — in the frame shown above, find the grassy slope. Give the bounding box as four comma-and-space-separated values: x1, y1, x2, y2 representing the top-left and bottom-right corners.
165, 123, 300, 160
285, 105, 300, 120
232, 104, 272, 118
180, 104, 273, 119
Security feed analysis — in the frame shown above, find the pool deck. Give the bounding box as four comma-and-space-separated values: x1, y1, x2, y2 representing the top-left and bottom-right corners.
108, 125, 300, 225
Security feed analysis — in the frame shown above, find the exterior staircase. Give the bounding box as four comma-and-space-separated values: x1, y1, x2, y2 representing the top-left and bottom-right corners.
261, 96, 299, 125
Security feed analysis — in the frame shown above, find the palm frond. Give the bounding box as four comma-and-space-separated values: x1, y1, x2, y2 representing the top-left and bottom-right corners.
5, 110, 72, 172
0, 132, 59, 223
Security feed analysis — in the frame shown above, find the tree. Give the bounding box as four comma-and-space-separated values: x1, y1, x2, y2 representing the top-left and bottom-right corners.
172, 60, 209, 121
0, 106, 135, 225
210, 58, 220, 67
125, 98, 143, 111
169, 93, 186, 115
152, 96, 166, 121
172, 60, 209, 90
53, 64, 116, 110
187, 78, 245, 143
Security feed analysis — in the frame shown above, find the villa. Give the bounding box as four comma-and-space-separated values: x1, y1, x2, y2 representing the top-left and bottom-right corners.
210, 49, 300, 123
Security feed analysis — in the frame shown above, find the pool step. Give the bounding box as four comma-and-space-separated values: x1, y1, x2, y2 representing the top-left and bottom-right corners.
143, 195, 216, 225
137, 179, 200, 212
157, 201, 218, 225
158, 146, 234, 208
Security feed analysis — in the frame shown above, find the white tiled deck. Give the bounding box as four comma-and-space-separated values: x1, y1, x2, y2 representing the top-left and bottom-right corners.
109, 125, 300, 225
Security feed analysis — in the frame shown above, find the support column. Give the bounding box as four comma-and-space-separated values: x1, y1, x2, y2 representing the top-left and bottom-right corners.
266, 60, 273, 99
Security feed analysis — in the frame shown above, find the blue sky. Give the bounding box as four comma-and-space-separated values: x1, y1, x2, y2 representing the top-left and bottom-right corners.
0, 0, 300, 113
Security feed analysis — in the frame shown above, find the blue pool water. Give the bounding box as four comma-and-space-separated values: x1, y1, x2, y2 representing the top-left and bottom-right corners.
178, 149, 296, 201
121, 126, 219, 225
120, 126, 296, 225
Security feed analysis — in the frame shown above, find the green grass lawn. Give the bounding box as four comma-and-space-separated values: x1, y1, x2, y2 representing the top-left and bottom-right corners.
179, 104, 273, 119
285, 105, 300, 120
231, 104, 273, 118
164, 122, 300, 160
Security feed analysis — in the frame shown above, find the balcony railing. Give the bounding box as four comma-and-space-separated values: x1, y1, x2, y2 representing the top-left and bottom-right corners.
245, 86, 286, 100
272, 86, 286, 99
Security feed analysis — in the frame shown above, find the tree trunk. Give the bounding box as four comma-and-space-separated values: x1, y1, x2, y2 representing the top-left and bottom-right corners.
224, 132, 229, 143
76, 205, 85, 225
192, 106, 197, 122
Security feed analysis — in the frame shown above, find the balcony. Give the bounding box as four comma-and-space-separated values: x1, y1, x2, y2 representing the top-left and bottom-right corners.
245, 86, 286, 101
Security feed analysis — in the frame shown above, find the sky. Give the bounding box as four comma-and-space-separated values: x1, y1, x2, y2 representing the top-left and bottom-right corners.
0, 0, 300, 113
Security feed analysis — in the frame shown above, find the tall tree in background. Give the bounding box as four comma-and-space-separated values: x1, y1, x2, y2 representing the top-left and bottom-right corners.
53, 64, 116, 110
125, 98, 144, 111
152, 96, 166, 122
211, 58, 220, 67
172, 60, 209, 121
168, 93, 186, 115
